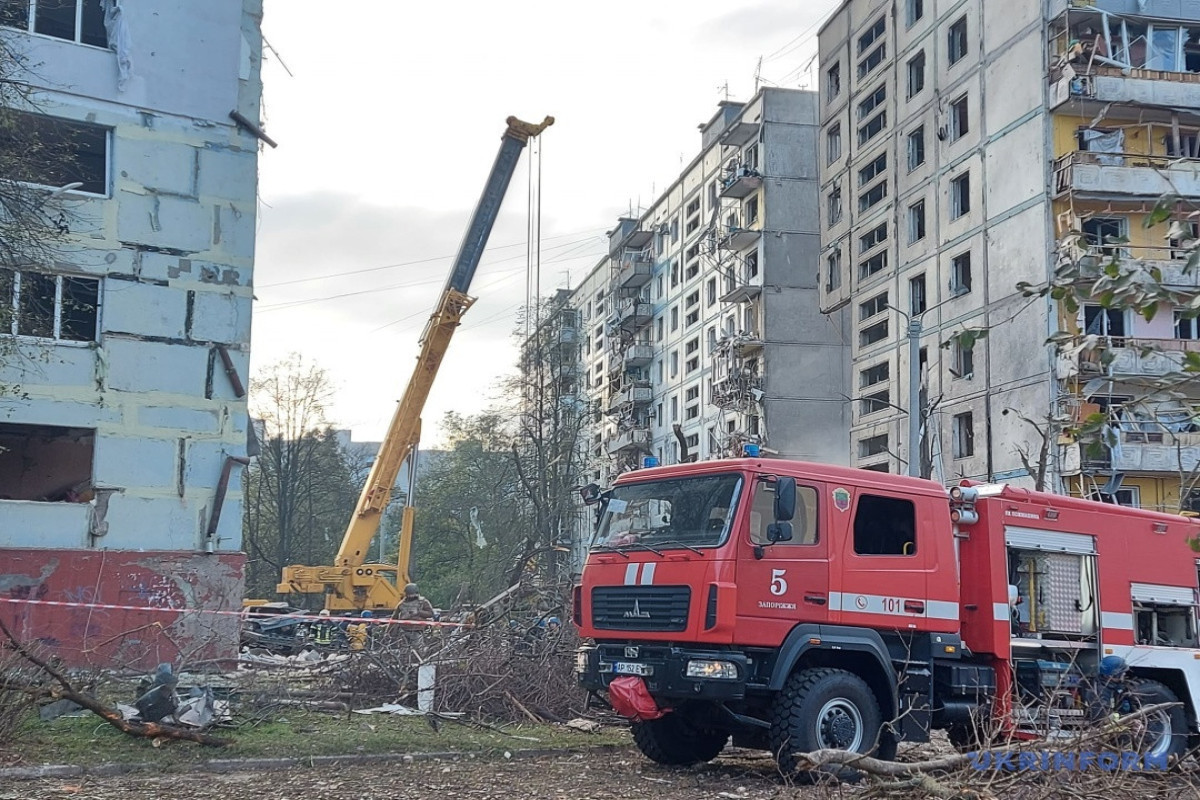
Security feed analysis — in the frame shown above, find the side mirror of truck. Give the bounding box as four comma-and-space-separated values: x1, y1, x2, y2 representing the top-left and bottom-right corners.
767, 521, 793, 542
774, 476, 796, 522
579, 483, 602, 505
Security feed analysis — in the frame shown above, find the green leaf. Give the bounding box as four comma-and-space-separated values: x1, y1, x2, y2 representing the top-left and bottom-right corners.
1141, 304, 1158, 323
1146, 194, 1181, 227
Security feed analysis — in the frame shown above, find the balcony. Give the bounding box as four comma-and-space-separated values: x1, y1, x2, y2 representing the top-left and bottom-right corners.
718, 227, 761, 253
611, 300, 653, 331
1077, 336, 1200, 377
608, 222, 654, 257
720, 120, 761, 147
1052, 67, 1200, 111
615, 252, 653, 291
623, 343, 655, 368
1076, 431, 1200, 474
1053, 151, 1200, 198
1077, 247, 1200, 290
608, 426, 652, 455
720, 165, 763, 199
607, 383, 653, 412
720, 269, 764, 304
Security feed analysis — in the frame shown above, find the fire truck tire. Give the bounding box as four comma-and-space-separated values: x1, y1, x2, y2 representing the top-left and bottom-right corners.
770, 667, 885, 779
1123, 678, 1188, 761
631, 711, 729, 766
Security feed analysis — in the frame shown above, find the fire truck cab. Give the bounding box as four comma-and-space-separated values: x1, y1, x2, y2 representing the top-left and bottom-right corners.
574, 458, 1200, 774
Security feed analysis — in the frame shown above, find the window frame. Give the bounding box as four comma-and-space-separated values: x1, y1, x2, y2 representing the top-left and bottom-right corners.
2, 0, 108, 48
948, 16, 968, 66
950, 172, 971, 219
907, 51, 926, 98
0, 268, 101, 344
952, 411, 975, 458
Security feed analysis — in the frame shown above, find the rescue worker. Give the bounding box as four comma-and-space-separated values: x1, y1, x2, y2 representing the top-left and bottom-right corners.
310, 609, 338, 649
346, 610, 372, 652
392, 583, 435, 622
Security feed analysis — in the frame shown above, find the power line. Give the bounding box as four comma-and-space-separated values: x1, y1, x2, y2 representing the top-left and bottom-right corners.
259, 226, 606, 289
256, 240, 606, 313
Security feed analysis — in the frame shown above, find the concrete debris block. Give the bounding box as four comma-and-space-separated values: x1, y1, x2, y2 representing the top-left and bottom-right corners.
116, 703, 139, 720
565, 718, 600, 732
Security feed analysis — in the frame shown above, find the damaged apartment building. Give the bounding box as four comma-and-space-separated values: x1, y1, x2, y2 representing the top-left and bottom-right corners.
571, 88, 850, 489
0, 1, 263, 665
819, 0, 1200, 508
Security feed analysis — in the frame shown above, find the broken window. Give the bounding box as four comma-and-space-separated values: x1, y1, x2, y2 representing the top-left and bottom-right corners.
1, 0, 107, 47
952, 412, 975, 457
1083, 304, 1126, 338
0, 269, 99, 342
0, 111, 109, 195
1081, 216, 1126, 255
0, 423, 95, 502
853, 494, 916, 555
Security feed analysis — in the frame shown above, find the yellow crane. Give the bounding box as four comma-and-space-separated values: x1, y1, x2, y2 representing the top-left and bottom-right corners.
277, 115, 554, 612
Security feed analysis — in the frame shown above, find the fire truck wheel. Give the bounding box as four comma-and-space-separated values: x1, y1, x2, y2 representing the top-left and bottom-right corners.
631, 710, 729, 766
1122, 678, 1188, 761
770, 667, 884, 780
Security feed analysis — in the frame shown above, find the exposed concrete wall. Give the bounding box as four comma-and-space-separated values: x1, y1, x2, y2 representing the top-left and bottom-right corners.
0, 1, 263, 555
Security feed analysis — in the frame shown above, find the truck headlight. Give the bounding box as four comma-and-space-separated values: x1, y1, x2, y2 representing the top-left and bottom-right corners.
686, 659, 739, 680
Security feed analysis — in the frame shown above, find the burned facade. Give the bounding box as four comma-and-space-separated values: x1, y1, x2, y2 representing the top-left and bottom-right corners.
0, 1, 264, 666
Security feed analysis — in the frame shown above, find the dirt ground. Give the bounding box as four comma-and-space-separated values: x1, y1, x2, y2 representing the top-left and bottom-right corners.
1, 747, 846, 800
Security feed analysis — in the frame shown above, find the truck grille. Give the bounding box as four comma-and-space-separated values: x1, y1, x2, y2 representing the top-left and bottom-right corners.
591, 586, 690, 632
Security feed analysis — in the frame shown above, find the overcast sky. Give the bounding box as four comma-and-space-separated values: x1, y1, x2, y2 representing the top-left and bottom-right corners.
252, 0, 839, 445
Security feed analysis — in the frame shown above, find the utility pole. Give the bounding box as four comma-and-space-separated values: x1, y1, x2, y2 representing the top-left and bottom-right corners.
887, 304, 925, 478
906, 318, 922, 478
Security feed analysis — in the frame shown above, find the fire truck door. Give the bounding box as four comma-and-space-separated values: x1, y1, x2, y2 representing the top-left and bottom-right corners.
736, 480, 829, 632
834, 490, 945, 632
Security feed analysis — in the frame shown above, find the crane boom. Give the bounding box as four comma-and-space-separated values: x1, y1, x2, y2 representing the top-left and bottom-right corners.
277, 115, 553, 611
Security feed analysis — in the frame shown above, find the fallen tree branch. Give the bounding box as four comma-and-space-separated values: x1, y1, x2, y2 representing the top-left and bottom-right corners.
0, 616, 230, 747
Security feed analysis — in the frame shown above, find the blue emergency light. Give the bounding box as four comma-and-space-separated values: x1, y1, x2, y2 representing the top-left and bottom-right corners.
642, 456, 659, 469
742, 444, 760, 458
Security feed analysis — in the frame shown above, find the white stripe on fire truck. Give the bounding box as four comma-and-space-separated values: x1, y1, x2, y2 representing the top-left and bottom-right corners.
827, 592, 959, 620
1101, 611, 1135, 630
640, 563, 656, 585
623, 564, 639, 586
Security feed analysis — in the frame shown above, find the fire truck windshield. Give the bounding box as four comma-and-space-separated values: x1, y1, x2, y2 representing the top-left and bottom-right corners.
592, 473, 743, 551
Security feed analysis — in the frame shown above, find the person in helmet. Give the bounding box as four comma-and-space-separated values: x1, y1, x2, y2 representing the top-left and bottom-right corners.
310, 608, 339, 648
391, 583, 435, 621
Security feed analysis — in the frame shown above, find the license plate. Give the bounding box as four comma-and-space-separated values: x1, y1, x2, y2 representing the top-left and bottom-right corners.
613, 661, 653, 676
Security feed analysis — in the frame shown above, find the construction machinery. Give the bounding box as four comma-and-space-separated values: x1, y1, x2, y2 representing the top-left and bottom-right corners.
277, 115, 554, 612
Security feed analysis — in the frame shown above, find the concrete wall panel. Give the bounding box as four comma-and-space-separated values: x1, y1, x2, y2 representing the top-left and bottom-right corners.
99, 496, 197, 550
104, 339, 210, 396
190, 292, 251, 344
100, 281, 187, 338
93, 436, 179, 490
116, 139, 197, 197
115, 192, 213, 253
0, 502, 89, 547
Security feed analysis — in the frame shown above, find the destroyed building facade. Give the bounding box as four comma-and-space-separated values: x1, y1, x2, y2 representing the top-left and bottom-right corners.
819, 0, 1200, 508
0, 1, 264, 666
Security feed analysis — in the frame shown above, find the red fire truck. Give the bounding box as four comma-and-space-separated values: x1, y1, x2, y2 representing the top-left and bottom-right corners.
574, 458, 1200, 774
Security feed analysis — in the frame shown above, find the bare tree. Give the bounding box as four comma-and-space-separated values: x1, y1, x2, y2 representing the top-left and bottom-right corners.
242, 354, 357, 598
